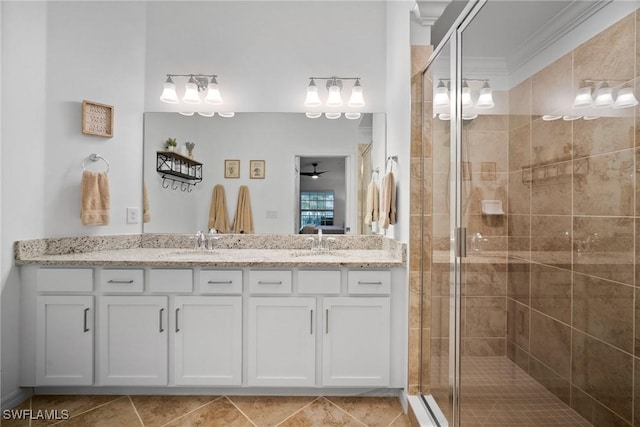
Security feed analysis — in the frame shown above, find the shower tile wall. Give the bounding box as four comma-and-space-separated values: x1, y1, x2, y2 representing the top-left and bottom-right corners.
506, 10, 638, 426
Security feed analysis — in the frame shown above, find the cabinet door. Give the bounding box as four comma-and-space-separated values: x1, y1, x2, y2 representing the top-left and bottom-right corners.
36, 296, 94, 385
322, 297, 390, 386
248, 297, 316, 386
174, 296, 242, 385
99, 296, 168, 386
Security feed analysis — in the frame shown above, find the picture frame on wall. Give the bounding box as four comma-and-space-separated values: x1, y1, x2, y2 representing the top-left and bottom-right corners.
249, 160, 265, 179
224, 159, 240, 179
82, 100, 114, 137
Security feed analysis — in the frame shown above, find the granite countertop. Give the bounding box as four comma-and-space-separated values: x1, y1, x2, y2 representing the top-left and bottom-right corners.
14, 234, 406, 268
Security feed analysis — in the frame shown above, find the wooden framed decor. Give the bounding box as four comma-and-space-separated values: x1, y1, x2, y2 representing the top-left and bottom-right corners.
225, 159, 240, 179
250, 160, 265, 179
82, 100, 113, 137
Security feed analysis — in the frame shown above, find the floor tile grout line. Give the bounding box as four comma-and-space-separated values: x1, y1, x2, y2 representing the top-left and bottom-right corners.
386, 411, 405, 427
274, 396, 323, 427
157, 396, 222, 427
322, 396, 368, 426
40, 395, 128, 426
127, 395, 145, 427
223, 395, 258, 427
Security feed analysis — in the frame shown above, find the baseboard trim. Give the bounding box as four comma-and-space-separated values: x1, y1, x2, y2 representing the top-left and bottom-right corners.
1, 388, 32, 411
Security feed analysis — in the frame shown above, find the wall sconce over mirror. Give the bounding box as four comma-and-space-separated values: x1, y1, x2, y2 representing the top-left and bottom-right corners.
571, 79, 638, 110
433, 78, 495, 120
304, 76, 365, 119
160, 73, 223, 105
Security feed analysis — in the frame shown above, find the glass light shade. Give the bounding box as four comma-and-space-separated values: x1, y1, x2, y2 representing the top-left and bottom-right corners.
462, 113, 478, 120
475, 81, 494, 109
542, 114, 562, 121
205, 77, 223, 104
304, 80, 322, 107
305, 112, 322, 119
438, 113, 451, 121
160, 77, 179, 104
326, 84, 343, 107
348, 80, 365, 107
325, 112, 341, 119
572, 86, 593, 108
218, 112, 235, 118
563, 115, 582, 121
198, 111, 215, 117
183, 77, 201, 104
312, 174, 319, 179
461, 81, 473, 108
178, 111, 194, 116
593, 84, 614, 108
345, 112, 361, 120
613, 87, 639, 108
433, 81, 450, 108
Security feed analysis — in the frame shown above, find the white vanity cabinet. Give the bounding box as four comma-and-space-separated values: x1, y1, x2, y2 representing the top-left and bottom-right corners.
247, 297, 316, 386
173, 296, 242, 385
36, 295, 94, 385
98, 296, 168, 386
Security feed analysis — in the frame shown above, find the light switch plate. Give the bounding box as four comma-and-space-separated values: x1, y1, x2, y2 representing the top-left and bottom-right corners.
126, 207, 140, 224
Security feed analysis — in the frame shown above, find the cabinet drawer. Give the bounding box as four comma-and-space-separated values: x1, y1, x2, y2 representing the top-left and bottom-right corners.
347, 270, 391, 295
149, 269, 193, 293
298, 270, 341, 294
37, 268, 93, 293
100, 269, 144, 293
199, 270, 243, 294
249, 270, 292, 294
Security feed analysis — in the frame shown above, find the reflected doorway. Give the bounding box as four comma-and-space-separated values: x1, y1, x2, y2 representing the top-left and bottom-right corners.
295, 156, 347, 234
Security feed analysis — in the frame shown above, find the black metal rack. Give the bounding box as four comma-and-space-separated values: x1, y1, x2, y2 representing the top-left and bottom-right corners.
156, 151, 203, 192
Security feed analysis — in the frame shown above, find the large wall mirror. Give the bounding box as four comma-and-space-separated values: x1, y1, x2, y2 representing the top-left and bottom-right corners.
143, 112, 386, 234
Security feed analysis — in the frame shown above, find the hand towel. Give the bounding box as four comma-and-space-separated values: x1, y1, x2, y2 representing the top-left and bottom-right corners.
232, 185, 254, 234
81, 170, 110, 226
143, 181, 150, 223
364, 180, 379, 226
379, 171, 396, 229
208, 184, 230, 233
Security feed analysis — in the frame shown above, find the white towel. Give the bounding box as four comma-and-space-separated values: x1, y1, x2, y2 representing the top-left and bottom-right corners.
379, 172, 396, 229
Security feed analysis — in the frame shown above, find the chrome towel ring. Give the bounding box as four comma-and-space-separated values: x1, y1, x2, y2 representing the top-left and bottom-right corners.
82, 153, 110, 173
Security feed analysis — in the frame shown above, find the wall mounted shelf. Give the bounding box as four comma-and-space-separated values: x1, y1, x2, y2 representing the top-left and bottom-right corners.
156, 151, 203, 192
521, 158, 588, 187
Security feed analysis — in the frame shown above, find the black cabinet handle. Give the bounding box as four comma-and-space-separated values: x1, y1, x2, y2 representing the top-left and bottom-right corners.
176, 308, 180, 332
107, 280, 134, 284
83, 308, 90, 332
159, 308, 165, 333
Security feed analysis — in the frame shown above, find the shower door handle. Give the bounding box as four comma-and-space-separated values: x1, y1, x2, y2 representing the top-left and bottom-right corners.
455, 227, 467, 258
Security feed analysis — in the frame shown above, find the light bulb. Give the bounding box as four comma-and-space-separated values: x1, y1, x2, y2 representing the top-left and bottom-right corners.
613, 86, 639, 108
325, 112, 341, 119
593, 83, 614, 108
326, 80, 343, 107
475, 81, 494, 109
160, 76, 179, 104
345, 112, 361, 120
205, 76, 222, 104
304, 79, 322, 107
572, 86, 593, 109
305, 112, 322, 119
433, 80, 450, 108
183, 76, 201, 104
462, 80, 473, 108
348, 79, 365, 107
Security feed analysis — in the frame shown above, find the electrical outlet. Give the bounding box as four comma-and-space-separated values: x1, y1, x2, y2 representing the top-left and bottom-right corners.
126, 207, 140, 224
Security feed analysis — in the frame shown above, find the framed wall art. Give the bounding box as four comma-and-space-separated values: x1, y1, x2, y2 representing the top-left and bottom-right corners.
249, 160, 265, 179
82, 100, 113, 137
225, 159, 240, 179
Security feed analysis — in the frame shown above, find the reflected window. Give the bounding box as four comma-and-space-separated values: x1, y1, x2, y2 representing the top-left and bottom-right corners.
300, 191, 335, 227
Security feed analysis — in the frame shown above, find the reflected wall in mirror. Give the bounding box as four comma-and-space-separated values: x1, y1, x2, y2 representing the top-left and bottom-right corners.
143, 112, 386, 234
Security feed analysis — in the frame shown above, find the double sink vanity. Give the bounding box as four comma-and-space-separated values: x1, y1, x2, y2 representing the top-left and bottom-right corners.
16, 233, 406, 395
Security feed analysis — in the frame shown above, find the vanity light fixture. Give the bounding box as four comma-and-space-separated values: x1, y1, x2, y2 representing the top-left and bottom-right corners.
305, 112, 322, 119
461, 80, 473, 108
593, 82, 614, 108
475, 81, 494, 109
613, 86, 639, 108
572, 86, 593, 108
303, 76, 365, 109
325, 112, 342, 119
433, 80, 450, 108
345, 112, 362, 120
159, 74, 223, 105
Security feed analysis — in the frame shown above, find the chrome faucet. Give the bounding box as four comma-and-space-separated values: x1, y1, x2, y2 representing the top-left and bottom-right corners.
307, 229, 335, 252
194, 230, 206, 249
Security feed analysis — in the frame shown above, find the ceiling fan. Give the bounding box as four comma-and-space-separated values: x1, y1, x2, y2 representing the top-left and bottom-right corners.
300, 162, 328, 179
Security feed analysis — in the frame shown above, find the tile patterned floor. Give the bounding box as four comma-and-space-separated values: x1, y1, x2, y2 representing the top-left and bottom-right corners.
430, 357, 592, 426
3, 395, 412, 427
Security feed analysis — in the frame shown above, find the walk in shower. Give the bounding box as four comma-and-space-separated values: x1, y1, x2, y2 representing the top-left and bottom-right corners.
418, 1, 640, 425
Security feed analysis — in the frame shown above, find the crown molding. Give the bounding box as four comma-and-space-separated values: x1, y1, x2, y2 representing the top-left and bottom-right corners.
412, 0, 452, 27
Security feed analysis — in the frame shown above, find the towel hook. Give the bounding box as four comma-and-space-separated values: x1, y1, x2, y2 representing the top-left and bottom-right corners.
82, 153, 110, 173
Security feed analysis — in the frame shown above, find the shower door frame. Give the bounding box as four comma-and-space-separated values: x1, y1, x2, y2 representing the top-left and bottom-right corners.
420, 1, 487, 426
